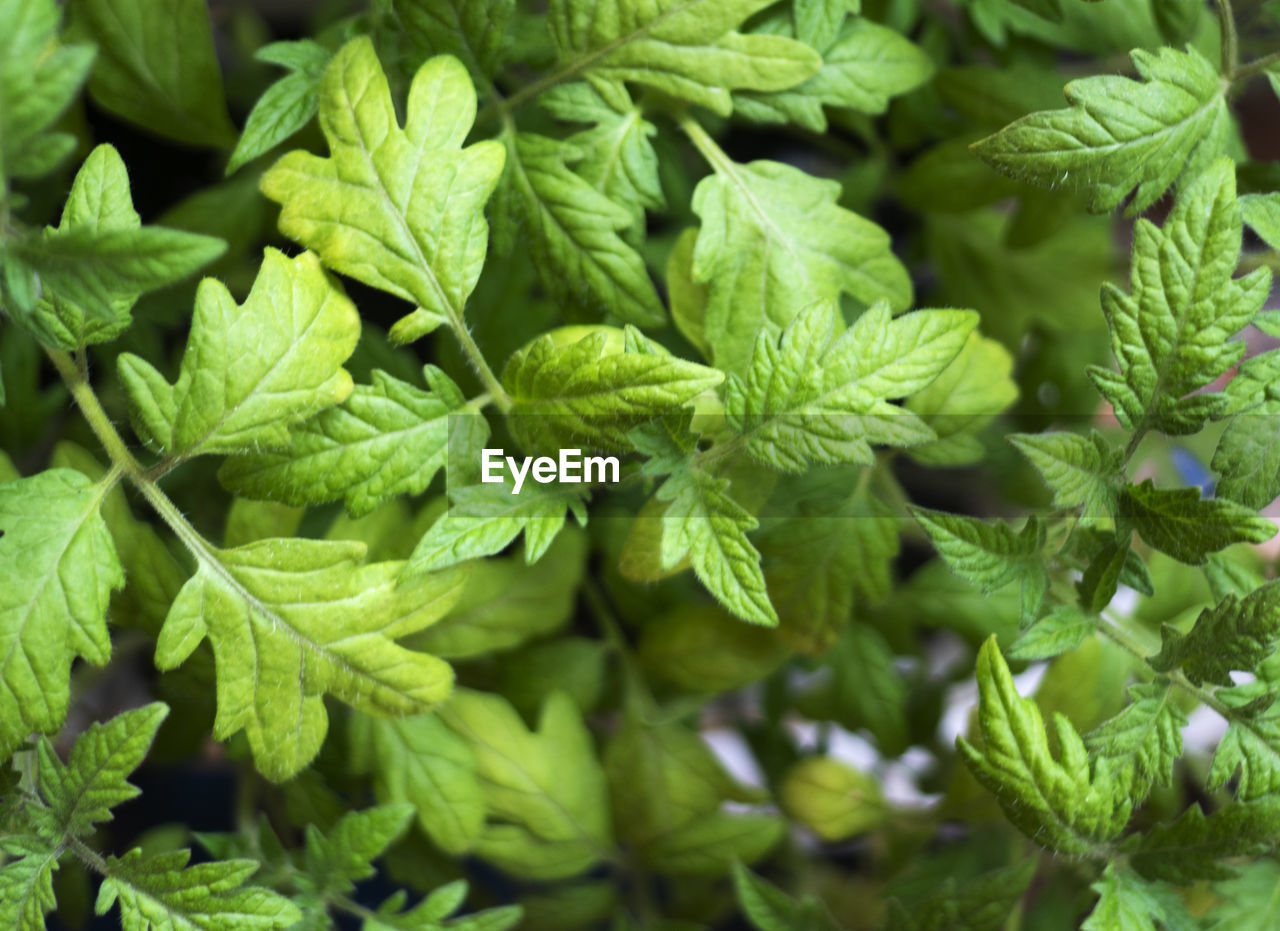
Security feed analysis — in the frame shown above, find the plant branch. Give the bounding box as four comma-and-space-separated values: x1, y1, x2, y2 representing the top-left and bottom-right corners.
1234, 50, 1280, 82
47, 350, 146, 478
1218, 0, 1239, 75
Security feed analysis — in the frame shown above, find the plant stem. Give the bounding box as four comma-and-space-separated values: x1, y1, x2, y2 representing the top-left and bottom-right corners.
1096, 613, 1237, 721
47, 350, 146, 477
1234, 50, 1280, 82
454, 317, 512, 412
676, 110, 734, 177
1218, 0, 1239, 75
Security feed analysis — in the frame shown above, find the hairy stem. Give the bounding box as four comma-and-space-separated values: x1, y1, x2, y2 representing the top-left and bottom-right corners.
47, 350, 146, 478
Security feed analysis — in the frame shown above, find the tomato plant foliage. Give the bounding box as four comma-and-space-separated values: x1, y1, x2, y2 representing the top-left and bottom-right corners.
3, 0, 1280, 926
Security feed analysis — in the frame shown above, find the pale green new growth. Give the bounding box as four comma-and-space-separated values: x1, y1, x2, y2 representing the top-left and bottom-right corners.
657, 466, 777, 626
690, 153, 912, 375
546, 0, 820, 117
973, 46, 1231, 213
155, 538, 465, 781
958, 638, 1131, 856
726, 301, 976, 471
608, 718, 782, 876
442, 690, 612, 880
261, 38, 505, 343
350, 713, 486, 855
905, 332, 1018, 466
504, 326, 722, 452
219, 365, 469, 517
407, 482, 587, 573
119, 249, 359, 460
738, 18, 934, 131
0, 469, 122, 758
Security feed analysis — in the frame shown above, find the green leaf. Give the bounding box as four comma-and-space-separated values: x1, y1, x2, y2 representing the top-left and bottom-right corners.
691, 155, 912, 374
406, 481, 587, 574
118, 249, 359, 459
10, 144, 225, 348
36, 703, 168, 839
539, 82, 664, 229
781, 756, 885, 841
498, 131, 665, 327
727, 301, 974, 471
1009, 431, 1120, 517
442, 690, 612, 880
1241, 192, 1280, 251
1007, 606, 1097, 661
957, 638, 1131, 856
606, 716, 781, 876
798, 624, 908, 754
1204, 859, 1280, 930
1207, 687, 1280, 801
154, 538, 465, 781
742, 17, 933, 129
0, 0, 95, 179
655, 465, 777, 626
1083, 864, 1193, 931
350, 713, 485, 856
905, 332, 1018, 466
0, 837, 59, 931
226, 41, 330, 176
504, 326, 721, 452
639, 603, 787, 694
1130, 798, 1280, 883
884, 859, 1038, 931
760, 472, 899, 652
546, 0, 820, 117
1120, 480, 1275, 566
972, 46, 1230, 213
67, 0, 236, 147
1150, 584, 1280, 686
910, 508, 1048, 622
261, 38, 505, 342
96, 849, 301, 930
408, 529, 586, 658
394, 0, 513, 83
732, 863, 842, 931
218, 366, 470, 517
1087, 159, 1270, 435
1086, 681, 1185, 801
1212, 400, 1280, 509
303, 804, 414, 896
0, 469, 123, 758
